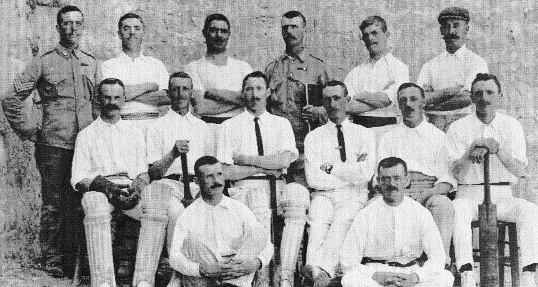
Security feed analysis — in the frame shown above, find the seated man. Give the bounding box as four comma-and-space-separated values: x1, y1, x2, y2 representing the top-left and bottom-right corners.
132, 72, 213, 286
216, 71, 310, 287
72, 78, 150, 287
169, 156, 273, 287
377, 83, 456, 268
448, 73, 538, 287
339, 157, 454, 287
303, 80, 376, 285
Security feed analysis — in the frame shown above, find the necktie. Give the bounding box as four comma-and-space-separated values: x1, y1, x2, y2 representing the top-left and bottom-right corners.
336, 124, 346, 161
254, 117, 264, 156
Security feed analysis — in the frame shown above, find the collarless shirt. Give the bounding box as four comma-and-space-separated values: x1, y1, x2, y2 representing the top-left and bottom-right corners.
217, 110, 298, 165
169, 196, 273, 286
71, 117, 147, 188
304, 119, 376, 191
344, 53, 409, 118
146, 110, 213, 175
446, 112, 527, 184
340, 196, 446, 282
378, 120, 456, 187
185, 56, 253, 118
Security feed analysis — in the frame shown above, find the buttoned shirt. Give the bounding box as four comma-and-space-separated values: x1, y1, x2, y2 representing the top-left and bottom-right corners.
344, 53, 409, 118
169, 196, 274, 286
304, 119, 375, 192
216, 110, 298, 166
3, 44, 99, 149
416, 45, 488, 114
185, 56, 253, 118
446, 112, 527, 184
71, 117, 147, 188
339, 196, 446, 283
146, 110, 213, 175
101, 52, 169, 116
265, 50, 330, 151
377, 120, 456, 187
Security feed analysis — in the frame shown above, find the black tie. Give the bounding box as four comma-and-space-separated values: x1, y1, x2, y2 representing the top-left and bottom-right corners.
336, 124, 346, 162
254, 117, 264, 156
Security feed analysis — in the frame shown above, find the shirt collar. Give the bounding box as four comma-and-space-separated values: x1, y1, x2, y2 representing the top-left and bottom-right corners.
401, 118, 429, 132
119, 51, 147, 61
367, 52, 392, 65
325, 118, 351, 129
471, 110, 501, 129
167, 109, 197, 124
285, 48, 307, 62
442, 44, 468, 60
55, 43, 82, 59
95, 116, 126, 129
200, 195, 234, 210
242, 109, 269, 121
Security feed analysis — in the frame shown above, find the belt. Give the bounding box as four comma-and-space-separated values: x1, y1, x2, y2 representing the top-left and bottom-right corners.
361, 257, 419, 268
201, 116, 231, 124
163, 173, 194, 182
461, 182, 511, 186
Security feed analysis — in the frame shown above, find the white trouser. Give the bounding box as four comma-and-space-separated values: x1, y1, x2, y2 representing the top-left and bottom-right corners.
453, 184, 538, 269
341, 263, 454, 287
308, 189, 367, 276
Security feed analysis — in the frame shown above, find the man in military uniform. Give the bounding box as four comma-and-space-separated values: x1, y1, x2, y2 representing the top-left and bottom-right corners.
265, 10, 331, 186
2, 5, 99, 278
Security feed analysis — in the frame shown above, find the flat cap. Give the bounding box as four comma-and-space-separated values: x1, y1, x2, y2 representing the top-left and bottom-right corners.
438, 7, 470, 23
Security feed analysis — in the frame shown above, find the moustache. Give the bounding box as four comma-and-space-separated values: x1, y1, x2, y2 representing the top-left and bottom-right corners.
103, 104, 120, 110
443, 34, 460, 40
384, 185, 399, 192
210, 182, 223, 189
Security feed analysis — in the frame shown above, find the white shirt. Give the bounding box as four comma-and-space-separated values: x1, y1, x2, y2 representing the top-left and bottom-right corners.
71, 117, 147, 188
146, 110, 213, 175
216, 110, 298, 166
184, 56, 253, 118
169, 196, 274, 286
416, 45, 488, 114
304, 119, 376, 192
446, 112, 527, 184
339, 196, 446, 283
377, 120, 457, 187
344, 53, 409, 118
102, 52, 169, 115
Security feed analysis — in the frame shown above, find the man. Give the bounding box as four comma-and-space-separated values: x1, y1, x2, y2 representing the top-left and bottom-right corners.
447, 73, 538, 287
132, 72, 213, 286
344, 16, 409, 136
417, 7, 488, 132
2, 5, 99, 277
265, 10, 331, 186
101, 12, 169, 135
185, 13, 253, 153
377, 83, 456, 268
339, 157, 454, 287
303, 81, 376, 286
217, 71, 310, 287
169, 156, 274, 287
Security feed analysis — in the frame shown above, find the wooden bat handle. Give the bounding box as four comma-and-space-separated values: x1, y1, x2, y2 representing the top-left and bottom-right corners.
483, 151, 491, 205
180, 153, 192, 201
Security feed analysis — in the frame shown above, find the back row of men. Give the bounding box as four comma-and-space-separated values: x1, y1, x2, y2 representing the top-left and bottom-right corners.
2, 4, 536, 287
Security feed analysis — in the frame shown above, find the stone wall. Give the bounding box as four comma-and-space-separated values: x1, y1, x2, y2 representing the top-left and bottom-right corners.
1, 0, 538, 269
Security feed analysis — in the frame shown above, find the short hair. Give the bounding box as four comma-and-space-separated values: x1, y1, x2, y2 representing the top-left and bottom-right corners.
397, 83, 425, 98
169, 72, 192, 89
194, 156, 220, 177
282, 11, 306, 26
57, 5, 83, 26
324, 80, 348, 97
471, 73, 502, 93
98, 78, 125, 96
203, 14, 230, 34
242, 71, 269, 91
118, 12, 144, 30
359, 16, 388, 33
378, 157, 408, 175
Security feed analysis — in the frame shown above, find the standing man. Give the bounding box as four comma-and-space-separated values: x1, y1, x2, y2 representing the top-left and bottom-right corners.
417, 7, 488, 132
339, 157, 454, 287
101, 12, 169, 136
265, 10, 331, 186
377, 83, 456, 268
185, 13, 253, 153
447, 73, 538, 287
303, 81, 375, 286
2, 5, 99, 278
217, 71, 310, 287
344, 15, 409, 136
169, 156, 274, 287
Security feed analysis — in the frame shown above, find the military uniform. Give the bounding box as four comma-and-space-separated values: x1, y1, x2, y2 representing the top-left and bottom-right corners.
2, 44, 99, 269
265, 50, 330, 185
